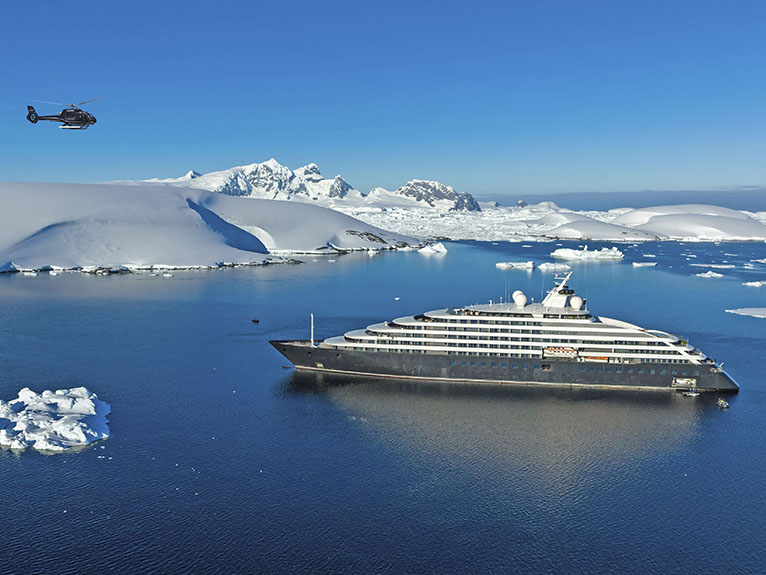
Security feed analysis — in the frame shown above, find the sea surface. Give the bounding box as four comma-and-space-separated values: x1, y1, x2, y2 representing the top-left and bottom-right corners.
1, 241, 765, 574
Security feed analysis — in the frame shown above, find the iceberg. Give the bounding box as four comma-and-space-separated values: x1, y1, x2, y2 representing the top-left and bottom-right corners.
0, 387, 110, 452
550, 246, 624, 260
696, 271, 724, 278
418, 242, 448, 255
743, 281, 766, 287
495, 261, 534, 270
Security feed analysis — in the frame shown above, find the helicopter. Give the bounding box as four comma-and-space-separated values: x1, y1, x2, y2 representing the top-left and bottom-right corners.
26, 98, 100, 129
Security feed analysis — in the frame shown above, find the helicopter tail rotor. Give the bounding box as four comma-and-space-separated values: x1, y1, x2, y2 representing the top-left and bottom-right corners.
26, 106, 39, 123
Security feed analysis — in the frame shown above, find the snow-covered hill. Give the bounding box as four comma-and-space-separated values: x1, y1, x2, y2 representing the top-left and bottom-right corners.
0, 182, 417, 272
139, 159, 480, 212
349, 201, 766, 242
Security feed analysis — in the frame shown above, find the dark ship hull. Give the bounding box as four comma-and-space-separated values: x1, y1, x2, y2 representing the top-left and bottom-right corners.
270, 340, 739, 393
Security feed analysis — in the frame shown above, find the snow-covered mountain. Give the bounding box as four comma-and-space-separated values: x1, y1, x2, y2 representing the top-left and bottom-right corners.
140, 159, 480, 212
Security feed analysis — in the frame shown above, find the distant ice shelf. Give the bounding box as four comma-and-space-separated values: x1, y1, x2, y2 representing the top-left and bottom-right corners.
0, 387, 110, 452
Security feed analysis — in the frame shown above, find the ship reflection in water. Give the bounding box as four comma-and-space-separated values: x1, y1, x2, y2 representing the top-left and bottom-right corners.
283, 371, 708, 497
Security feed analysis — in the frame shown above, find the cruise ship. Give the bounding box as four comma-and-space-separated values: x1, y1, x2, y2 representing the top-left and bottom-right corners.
271, 273, 738, 392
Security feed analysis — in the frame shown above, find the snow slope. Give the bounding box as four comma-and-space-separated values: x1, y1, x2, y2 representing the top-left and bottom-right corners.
0, 182, 416, 271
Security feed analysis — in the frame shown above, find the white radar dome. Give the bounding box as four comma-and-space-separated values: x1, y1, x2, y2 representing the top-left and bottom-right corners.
569, 296, 583, 310
512, 290, 528, 307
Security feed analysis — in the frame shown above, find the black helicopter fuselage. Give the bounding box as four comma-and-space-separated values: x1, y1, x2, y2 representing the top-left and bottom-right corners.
27, 105, 97, 129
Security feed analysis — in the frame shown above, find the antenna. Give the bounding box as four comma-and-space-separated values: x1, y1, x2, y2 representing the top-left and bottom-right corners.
310, 313, 314, 347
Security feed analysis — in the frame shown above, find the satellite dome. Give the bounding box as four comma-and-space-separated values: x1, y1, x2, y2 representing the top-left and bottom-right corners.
512, 290, 527, 307
569, 296, 583, 310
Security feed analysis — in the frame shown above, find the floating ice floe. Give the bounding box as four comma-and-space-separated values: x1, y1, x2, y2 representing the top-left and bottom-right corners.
418, 242, 448, 255
0, 387, 110, 452
753, 259, 766, 264
743, 281, 766, 287
550, 246, 624, 260
538, 262, 571, 272
495, 261, 534, 270
632, 262, 657, 267
690, 263, 736, 269
726, 308, 766, 318
696, 271, 724, 278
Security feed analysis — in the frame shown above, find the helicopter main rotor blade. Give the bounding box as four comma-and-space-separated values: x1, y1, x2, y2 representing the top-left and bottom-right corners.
72, 97, 102, 107
31, 99, 65, 106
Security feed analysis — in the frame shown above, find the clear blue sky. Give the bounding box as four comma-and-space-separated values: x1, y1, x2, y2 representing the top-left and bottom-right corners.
1, 0, 765, 195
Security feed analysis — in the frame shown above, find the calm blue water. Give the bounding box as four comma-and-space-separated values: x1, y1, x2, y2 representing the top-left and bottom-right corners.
1, 241, 765, 574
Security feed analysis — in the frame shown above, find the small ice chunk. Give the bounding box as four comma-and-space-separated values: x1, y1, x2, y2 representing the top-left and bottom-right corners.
696, 271, 724, 278
743, 281, 766, 287
632, 262, 657, 267
418, 242, 448, 255
495, 261, 534, 270
538, 262, 571, 272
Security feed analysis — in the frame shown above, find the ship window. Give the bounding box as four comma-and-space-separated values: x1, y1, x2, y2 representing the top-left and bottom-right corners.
627, 368, 633, 374
480, 362, 486, 367
597, 367, 603, 372
512, 364, 518, 369
671, 370, 678, 375
534, 364, 540, 369
693, 370, 700, 376
660, 369, 666, 374
649, 369, 655, 374
579, 366, 585, 371
606, 367, 612, 372
470, 361, 476, 366
491, 362, 497, 367
523, 364, 528, 369
542, 364, 551, 372
459, 361, 466, 366
501, 363, 507, 368
637, 368, 643, 374
449, 361, 455, 366
616, 367, 622, 373
588, 367, 594, 372
681, 370, 688, 375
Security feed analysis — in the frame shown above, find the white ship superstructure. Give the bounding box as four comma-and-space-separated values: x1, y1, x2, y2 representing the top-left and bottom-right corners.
322, 273, 706, 367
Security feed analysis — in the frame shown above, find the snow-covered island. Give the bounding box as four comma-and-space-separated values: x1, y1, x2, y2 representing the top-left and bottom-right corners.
0, 182, 417, 272
137, 159, 766, 242
0, 387, 110, 452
